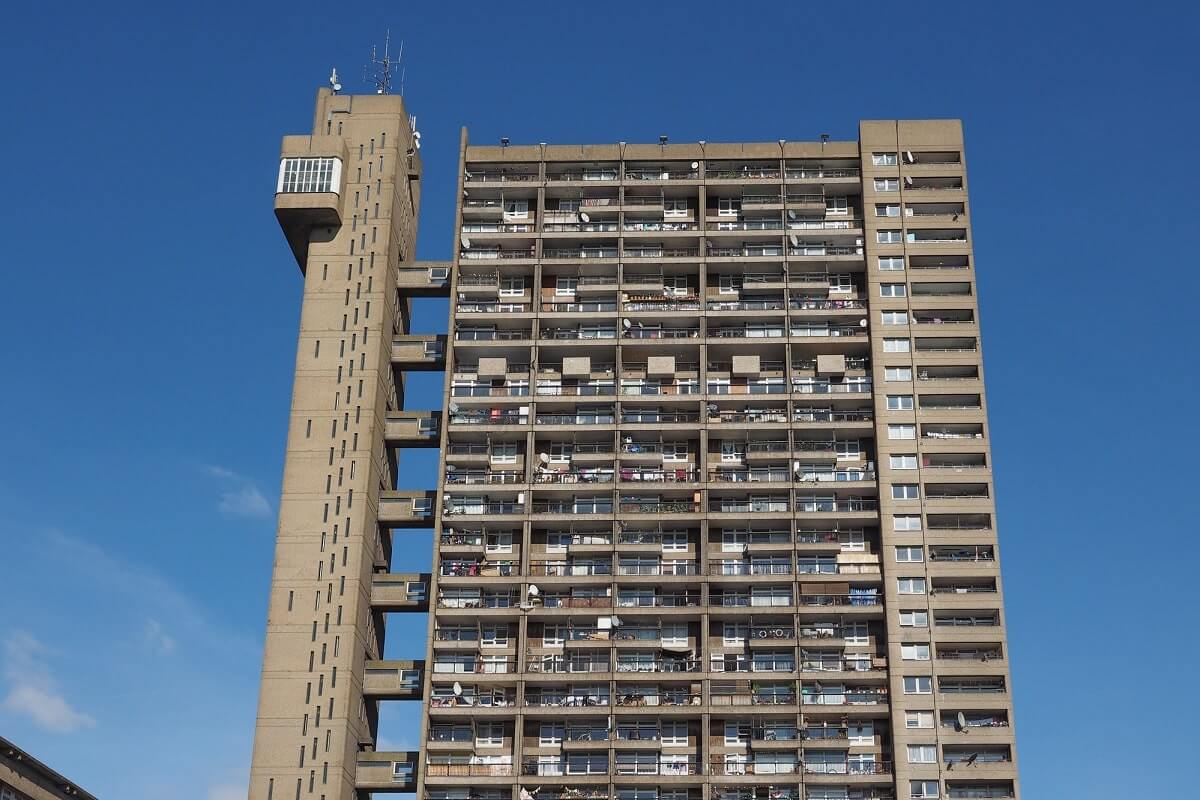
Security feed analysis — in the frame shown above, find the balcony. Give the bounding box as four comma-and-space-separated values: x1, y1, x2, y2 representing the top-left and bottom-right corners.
392, 335, 447, 370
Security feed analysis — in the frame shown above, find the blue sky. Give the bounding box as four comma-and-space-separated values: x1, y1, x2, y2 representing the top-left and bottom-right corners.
0, 1, 1197, 798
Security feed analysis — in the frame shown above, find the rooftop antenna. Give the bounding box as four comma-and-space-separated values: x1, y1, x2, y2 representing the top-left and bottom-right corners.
329, 68, 342, 94
365, 30, 402, 95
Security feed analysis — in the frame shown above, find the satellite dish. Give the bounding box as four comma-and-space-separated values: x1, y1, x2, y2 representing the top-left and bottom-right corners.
464, 170, 473, 180
707, 403, 718, 412
957, 711, 967, 731
527, 584, 540, 596
787, 210, 797, 220
610, 616, 623, 627
446, 464, 457, 472
449, 402, 461, 412
789, 235, 800, 248
413, 131, 422, 140
580, 212, 591, 223
622, 319, 632, 329
905, 150, 914, 163
461, 235, 472, 249
904, 176, 914, 186
858, 319, 868, 327
329, 68, 341, 93
539, 453, 550, 463
623, 436, 632, 444
453, 681, 464, 696
690, 161, 699, 170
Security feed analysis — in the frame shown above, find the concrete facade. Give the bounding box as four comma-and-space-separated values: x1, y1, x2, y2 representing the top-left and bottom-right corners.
1, 737, 97, 800
257, 89, 1018, 800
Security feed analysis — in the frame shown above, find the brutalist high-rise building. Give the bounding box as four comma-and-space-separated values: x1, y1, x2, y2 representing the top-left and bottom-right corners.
254, 87, 1019, 800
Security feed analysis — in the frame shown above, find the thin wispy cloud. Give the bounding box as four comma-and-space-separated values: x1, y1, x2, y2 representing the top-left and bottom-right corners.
205, 465, 273, 519
2, 631, 96, 734
144, 619, 176, 655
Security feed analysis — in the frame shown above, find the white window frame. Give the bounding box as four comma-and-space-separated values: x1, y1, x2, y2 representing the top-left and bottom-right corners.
897, 577, 927, 595
885, 367, 913, 382
555, 276, 578, 296
893, 514, 922, 531
903, 676, 933, 695
905, 711, 935, 729
825, 196, 849, 215
890, 454, 918, 469
883, 338, 911, 353
895, 546, 924, 562
907, 745, 937, 764
892, 484, 919, 500
875, 203, 901, 217
491, 443, 518, 464
902, 644, 932, 661
899, 610, 929, 628
879, 256, 905, 271
874, 178, 899, 192
880, 283, 907, 297
872, 153, 898, 166
888, 424, 917, 440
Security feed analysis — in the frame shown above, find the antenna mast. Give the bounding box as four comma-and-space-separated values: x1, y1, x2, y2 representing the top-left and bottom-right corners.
365, 30, 403, 95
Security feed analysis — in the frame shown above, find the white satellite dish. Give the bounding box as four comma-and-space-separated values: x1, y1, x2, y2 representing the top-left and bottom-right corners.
461, 235, 472, 249
539, 453, 550, 463
610, 615, 623, 627
623, 436, 632, 444
957, 711, 967, 731
905, 150, 914, 163
789, 235, 800, 248
527, 584, 540, 596
453, 681, 464, 696
446, 464, 457, 472
329, 68, 341, 93
449, 402, 461, 412
464, 170, 473, 180
904, 176, 914, 186
413, 131, 422, 141
858, 318, 868, 327
622, 319, 632, 329
690, 161, 699, 170
787, 210, 797, 220
580, 212, 591, 223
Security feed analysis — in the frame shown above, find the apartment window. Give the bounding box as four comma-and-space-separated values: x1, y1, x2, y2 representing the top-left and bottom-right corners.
826, 196, 849, 215
723, 623, 748, 645
895, 546, 924, 562
719, 274, 741, 294
476, 723, 504, 746
834, 439, 860, 459
880, 283, 907, 297
883, 338, 910, 353
503, 199, 528, 219
903, 676, 933, 695
661, 532, 689, 552
887, 394, 914, 410
902, 644, 931, 661
892, 484, 919, 500
485, 533, 513, 553
663, 275, 690, 295
718, 198, 739, 216
660, 721, 688, 745
556, 276, 578, 295
491, 443, 518, 464
499, 276, 524, 296
879, 256, 905, 271
899, 610, 929, 628
875, 203, 901, 217
910, 781, 940, 799
874, 178, 899, 191
885, 367, 913, 382
872, 152, 898, 166
664, 198, 688, 217
663, 442, 689, 462
539, 723, 565, 745
888, 424, 916, 440
558, 199, 580, 212
277, 157, 341, 193
907, 745, 937, 764
898, 577, 927, 594
905, 710, 935, 729
877, 230, 903, 244
890, 454, 918, 469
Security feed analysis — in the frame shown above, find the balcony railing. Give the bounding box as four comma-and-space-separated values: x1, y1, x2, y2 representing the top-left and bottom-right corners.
618, 501, 701, 514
